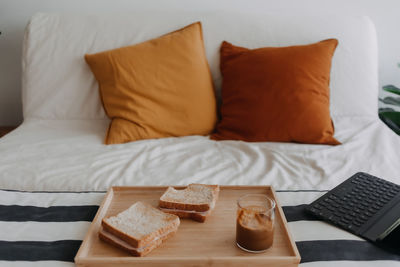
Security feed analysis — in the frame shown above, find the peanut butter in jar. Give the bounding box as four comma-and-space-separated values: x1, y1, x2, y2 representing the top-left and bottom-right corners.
236, 194, 275, 253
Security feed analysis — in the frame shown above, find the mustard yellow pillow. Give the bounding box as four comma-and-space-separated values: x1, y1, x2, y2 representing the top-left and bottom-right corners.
85, 22, 217, 144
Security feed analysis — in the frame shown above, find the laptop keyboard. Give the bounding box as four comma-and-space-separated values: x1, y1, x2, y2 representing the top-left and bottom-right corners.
306, 172, 400, 235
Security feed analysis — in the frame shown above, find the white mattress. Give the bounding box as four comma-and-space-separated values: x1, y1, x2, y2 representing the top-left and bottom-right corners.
1, 117, 399, 191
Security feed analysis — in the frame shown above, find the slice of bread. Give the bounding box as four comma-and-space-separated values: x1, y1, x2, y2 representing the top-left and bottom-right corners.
99, 227, 178, 257
159, 184, 219, 212
101, 201, 180, 248
159, 184, 219, 222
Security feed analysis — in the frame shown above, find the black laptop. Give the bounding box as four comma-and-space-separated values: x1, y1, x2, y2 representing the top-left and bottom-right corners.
306, 172, 400, 254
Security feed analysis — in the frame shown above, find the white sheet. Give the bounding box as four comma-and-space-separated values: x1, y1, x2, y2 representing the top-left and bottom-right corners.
1, 117, 399, 191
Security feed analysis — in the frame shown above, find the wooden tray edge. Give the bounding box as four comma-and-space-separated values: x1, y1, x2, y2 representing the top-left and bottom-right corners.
75, 187, 115, 263
270, 186, 301, 263
77, 255, 299, 263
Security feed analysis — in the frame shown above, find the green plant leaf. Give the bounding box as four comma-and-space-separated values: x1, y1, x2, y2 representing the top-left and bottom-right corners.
379, 107, 395, 113
379, 96, 400, 106
383, 85, 400, 96
379, 111, 400, 135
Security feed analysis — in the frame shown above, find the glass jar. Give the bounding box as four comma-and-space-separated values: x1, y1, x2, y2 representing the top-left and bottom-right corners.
236, 194, 275, 253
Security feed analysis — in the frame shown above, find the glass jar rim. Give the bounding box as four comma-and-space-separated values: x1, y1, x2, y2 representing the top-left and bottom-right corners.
237, 193, 276, 212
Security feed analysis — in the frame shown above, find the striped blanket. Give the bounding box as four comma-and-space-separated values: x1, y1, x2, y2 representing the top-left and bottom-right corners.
1, 189, 399, 267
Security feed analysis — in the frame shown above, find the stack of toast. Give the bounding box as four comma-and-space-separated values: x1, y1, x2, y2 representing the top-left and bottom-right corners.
159, 184, 220, 222
99, 184, 219, 256
99, 201, 180, 256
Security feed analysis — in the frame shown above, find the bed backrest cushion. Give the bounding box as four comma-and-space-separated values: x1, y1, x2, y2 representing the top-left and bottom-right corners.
22, 11, 378, 120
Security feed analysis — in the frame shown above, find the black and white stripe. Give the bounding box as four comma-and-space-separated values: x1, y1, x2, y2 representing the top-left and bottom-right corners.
0, 205, 98, 222
0, 190, 398, 266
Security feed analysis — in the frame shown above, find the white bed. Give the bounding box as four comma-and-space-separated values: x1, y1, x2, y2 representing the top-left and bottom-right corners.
0, 10, 399, 267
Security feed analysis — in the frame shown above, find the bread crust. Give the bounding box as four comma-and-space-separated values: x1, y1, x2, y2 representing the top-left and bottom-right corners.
159, 184, 219, 212
99, 228, 178, 257
101, 202, 180, 248
161, 209, 208, 223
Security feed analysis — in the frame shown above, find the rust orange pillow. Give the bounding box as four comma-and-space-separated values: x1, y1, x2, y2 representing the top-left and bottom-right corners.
211, 39, 340, 145
85, 22, 217, 144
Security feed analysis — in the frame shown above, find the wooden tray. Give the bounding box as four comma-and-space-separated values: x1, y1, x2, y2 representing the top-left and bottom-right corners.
75, 186, 300, 266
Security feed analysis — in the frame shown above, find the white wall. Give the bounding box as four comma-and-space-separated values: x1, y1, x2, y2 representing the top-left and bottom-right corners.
1, 0, 399, 125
